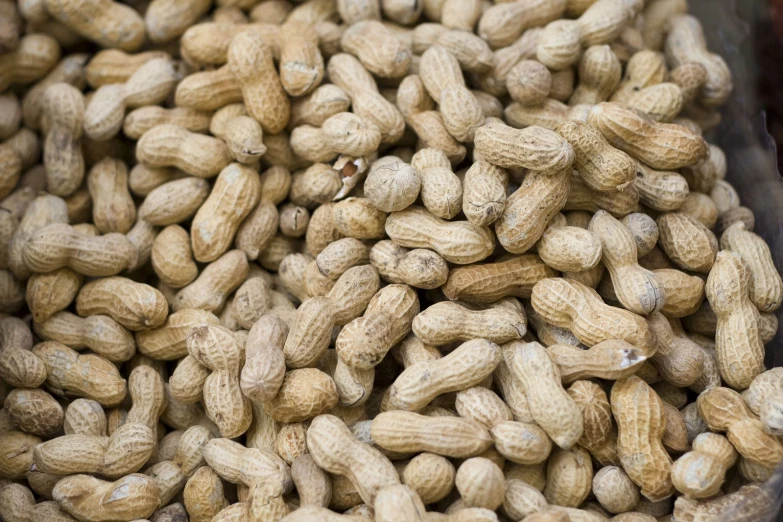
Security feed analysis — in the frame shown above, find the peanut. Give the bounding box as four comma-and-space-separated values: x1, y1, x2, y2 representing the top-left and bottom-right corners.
371, 410, 493, 458
697, 386, 783, 470
705, 251, 765, 389
41, 82, 84, 197
34, 311, 135, 362
76, 276, 168, 331
307, 414, 399, 505
531, 277, 656, 354
53, 473, 160, 521
137, 124, 233, 178
84, 58, 177, 142
611, 376, 674, 502
587, 102, 708, 170
33, 341, 126, 406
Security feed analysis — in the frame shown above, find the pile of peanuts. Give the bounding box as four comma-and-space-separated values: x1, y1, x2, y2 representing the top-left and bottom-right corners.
1, 0, 783, 520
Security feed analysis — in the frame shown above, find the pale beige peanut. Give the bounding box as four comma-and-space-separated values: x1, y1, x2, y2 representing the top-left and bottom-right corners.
336, 284, 419, 370
84, 57, 177, 142
495, 169, 570, 254
4, 387, 62, 437
332, 198, 388, 240
474, 120, 574, 173
564, 171, 640, 218
0, 317, 46, 389
536, 213, 602, 273
443, 254, 556, 303
589, 210, 665, 315
587, 102, 708, 170
22, 53, 88, 130
411, 148, 461, 219
327, 53, 405, 145
264, 368, 339, 422
22, 223, 137, 277
477, 0, 566, 48
32, 341, 126, 406
412, 300, 526, 346
0, 430, 41, 479
231, 276, 273, 329
396, 75, 466, 164
534, 0, 640, 70
84, 49, 169, 87
527, 302, 584, 348
510, 341, 583, 449
670, 432, 736, 499
289, 84, 351, 129
566, 380, 615, 463
289, 164, 341, 210
721, 222, 783, 313
44, 0, 145, 51
341, 20, 411, 79
387, 339, 501, 411
186, 324, 251, 438
135, 309, 219, 361
569, 44, 621, 105
418, 46, 484, 142
555, 120, 635, 192
34, 311, 135, 362
86, 157, 135, 234
625, 82, 684, 123
76, 276, 168, 331
532, 277, 657, 355
411, 24, 492, 74
656, 212, 718, 274
41, 82, 84, 197
371, 410, 493, 458
462, 159, 508, 227
0, 34, 61, 93
25, 268, 82, 323
291, 454, 332, 508
191, 163, 260, 262
543, 446, 593, 508
174, 64, 243, 111
664, 14, 732, 108
184, 466, 229, 522
150, 225, 197, 289
53, 473, 160, 521
291, 113, 382, 164
145, 0, 211, 43
385, 206, 494, 264
137, 124, 233, 178
33, 422, 155, 478
138, 177, 210, 228
228, 30, 290, 134
705, 251, 765, 390
370, 240, 448, 290
611, 376, 673, 502
506, 59, 551, 106
455, 458, 505, 511
646, 311, 705, 387
697, 387, 783, 470
592, 465, 639, 514
236, 201, 280, 261
124, 106, 211, 141
284, 265, 380, 368
307, 414, 399, 505
547, 340, 646, 383
128, 164, 181, 197
672, 483, 779, 522
634, 162, 690, 212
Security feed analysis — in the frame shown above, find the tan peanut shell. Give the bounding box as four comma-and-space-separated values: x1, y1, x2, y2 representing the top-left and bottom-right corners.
587, 102, 708, 170
611, 376, 674, 502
